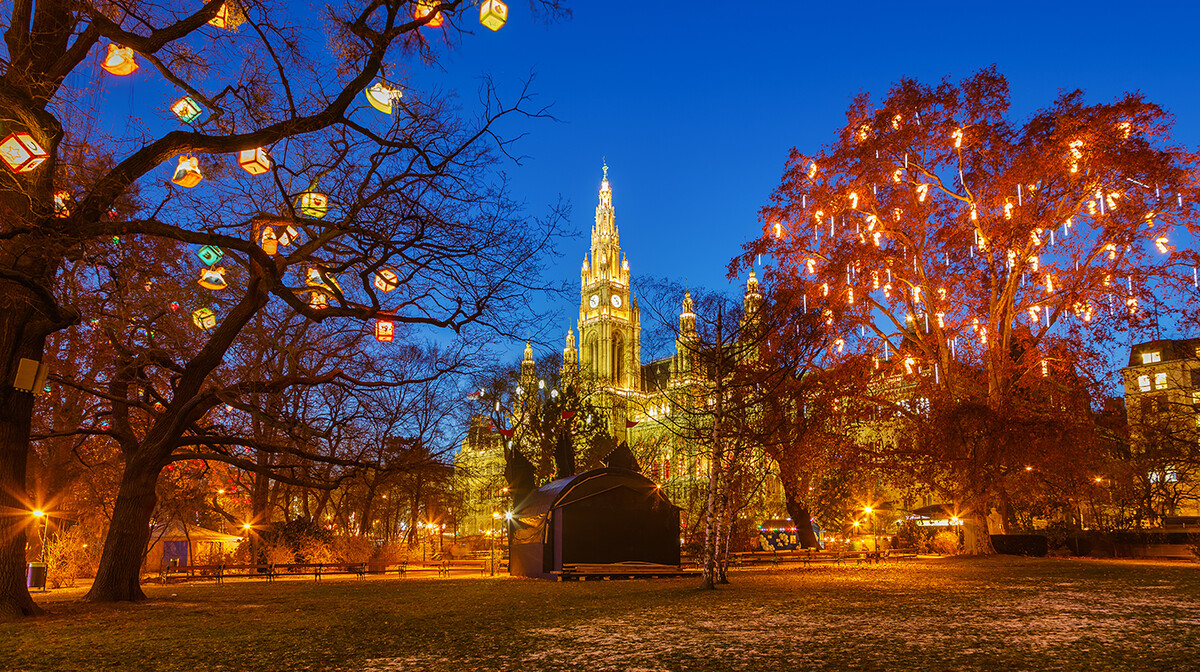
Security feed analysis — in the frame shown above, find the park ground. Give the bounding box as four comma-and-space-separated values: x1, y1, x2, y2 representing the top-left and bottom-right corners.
2, 556, 1198, 671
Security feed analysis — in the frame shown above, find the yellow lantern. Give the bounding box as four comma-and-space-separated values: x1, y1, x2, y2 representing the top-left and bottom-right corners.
375, 318, 395, 342
374, 268, 400, 292
0, 133, 48, 172
209, 3, 229, 27
172, 155, 203, 187
364, 81, 403, 115
298, 191, 328, 218
53, 190, 71, 217
102, 44, 138, 75
480, 0, 508, 31
414, 1, 443, 26
238, 147, 270, 175
192, 307, 217, 329
259, 226, 278, 255
197, 267, 228, 290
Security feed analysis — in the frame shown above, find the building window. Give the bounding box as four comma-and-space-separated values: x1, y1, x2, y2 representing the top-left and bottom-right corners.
1155, 373, 1168, 390
1143, 351, 1162, 364
1138, 375, 1151, 392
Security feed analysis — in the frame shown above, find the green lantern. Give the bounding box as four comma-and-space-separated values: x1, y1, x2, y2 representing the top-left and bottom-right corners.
196, 245, 224, 266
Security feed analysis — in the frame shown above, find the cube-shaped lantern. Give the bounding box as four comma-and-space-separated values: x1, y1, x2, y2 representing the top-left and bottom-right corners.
414, 1, 443, 26
172, 155, 203, 187
375, 318, 395, 342
238, 147, 271, 175
298, 191, 328, 218
364, 81, 403, 115
259, 226, 278, 255
0, 133, 48, 173
308, 291, 328, 309
278, 225, 300, 246
102, 44, 138, 75
171, 97, 203, 123
196, 245, 224, 266
374, 268, 400, 293
192, 307, 217, 330
480, 0, 508, 31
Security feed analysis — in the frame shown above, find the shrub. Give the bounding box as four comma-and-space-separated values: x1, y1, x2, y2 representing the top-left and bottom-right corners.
328, 535, 373, 563
44, 525, 92, 589
930, 531, 960, 556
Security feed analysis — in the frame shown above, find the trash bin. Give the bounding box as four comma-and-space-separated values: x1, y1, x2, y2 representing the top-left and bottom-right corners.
26, 562, 47, 590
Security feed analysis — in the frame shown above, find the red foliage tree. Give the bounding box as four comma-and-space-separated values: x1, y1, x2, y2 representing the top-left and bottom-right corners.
749, 67, 1199, 552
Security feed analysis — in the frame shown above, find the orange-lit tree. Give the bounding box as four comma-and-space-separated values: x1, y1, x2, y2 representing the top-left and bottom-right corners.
749, 67, 1199, 553
0, 0, 566, 615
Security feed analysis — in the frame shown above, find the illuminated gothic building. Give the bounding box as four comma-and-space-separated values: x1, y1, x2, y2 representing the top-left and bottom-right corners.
535, 165, 786, 524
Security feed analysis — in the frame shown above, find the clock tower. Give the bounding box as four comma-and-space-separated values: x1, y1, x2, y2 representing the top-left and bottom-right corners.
578, 162, 641, 397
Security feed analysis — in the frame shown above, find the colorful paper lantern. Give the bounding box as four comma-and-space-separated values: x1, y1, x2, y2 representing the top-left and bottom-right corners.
278, 225, 300, 246
196, 245, 224, 266
414, 1, 443, 26
53, 190, 71, 217
308, 291, 328, 309
197, 267, 228, 290
102, 44, 138, 75
374, 318, 395, 342
259, 226, 278, 255
192, 307, 217, 330
172, 155, 203, 187
480, 0, 508, 30
0, 133, 48, 172
238, 147, 270, 175
298, 191, 328, 218
171, 97, 203, 123
364, 81, 403, 115
209, 3, 230, 27
374, 268, 400, 292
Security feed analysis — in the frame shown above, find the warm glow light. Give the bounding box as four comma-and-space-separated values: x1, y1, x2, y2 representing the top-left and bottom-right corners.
952, 128, 963, 148
374, 268, 400, 292
171, 97, 203, 123
374, 318, 395, 342
238, 147, 271, 175
242, 522, 252, 530
1156, 236, 1170, 254
171, 155, 203, 187
364, 81, 403, 114
0, 133, 48, 173
414, 0, 444, 26
102, 44, 138, 75
479, 0, 508, 30
849, 192, 859, 209
916, 184, 929, 202
32, 510, 45, 518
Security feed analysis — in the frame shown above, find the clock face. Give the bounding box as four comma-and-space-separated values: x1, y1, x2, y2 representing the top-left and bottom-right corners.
611, 293, 622, 308
589, 294, 600, 308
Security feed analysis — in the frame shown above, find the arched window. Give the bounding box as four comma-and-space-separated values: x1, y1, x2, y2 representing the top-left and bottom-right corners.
612, 331, 624, 384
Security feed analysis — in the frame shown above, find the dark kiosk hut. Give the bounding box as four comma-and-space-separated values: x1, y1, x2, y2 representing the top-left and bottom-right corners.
506, 443, 680, 579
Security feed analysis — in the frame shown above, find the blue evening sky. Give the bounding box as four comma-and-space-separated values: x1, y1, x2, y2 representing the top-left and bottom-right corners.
430, 0, 1200, 358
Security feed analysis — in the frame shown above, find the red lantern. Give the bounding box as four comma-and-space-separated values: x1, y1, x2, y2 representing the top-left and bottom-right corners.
374, 318, 395, 342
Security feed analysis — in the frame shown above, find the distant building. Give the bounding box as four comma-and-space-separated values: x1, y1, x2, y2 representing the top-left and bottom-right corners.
453, 416, 507, 536
1121, 338, 1200, 519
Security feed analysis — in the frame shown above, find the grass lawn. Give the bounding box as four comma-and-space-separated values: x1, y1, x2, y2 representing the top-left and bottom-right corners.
2, 556, 1198, 671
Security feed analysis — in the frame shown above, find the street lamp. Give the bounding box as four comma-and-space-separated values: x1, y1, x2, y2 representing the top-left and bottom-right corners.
863, 506, 878, 562
490, 511, 501, 576
32, 510, 48, 563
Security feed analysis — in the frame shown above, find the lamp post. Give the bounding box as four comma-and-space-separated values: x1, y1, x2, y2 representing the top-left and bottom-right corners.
864, 506, 878, 563
32, 510, 48, 563
490, 511, 500, 576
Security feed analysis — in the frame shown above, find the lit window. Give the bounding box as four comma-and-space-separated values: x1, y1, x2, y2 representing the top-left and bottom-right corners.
1143, 351, 1162, 364
1155, 373, 1168, 390
1138, 375, 1151, 392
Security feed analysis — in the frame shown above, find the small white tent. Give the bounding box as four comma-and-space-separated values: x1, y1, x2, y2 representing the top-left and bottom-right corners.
144, 523, 243, 573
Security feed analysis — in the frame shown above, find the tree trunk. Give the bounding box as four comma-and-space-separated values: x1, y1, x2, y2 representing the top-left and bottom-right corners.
959, 495, 996, 555
0, 294, 52, 619
778, 461, 820, 548
700, 416, 723, 590
85, 454, 161, 602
